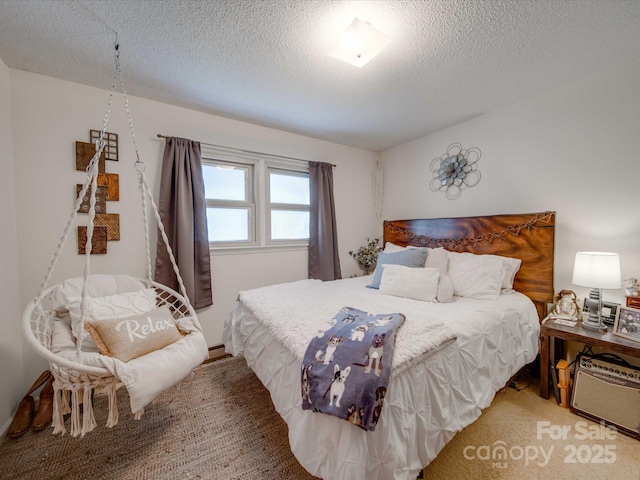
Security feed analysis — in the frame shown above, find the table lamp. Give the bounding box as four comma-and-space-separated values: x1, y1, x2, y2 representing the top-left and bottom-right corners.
572, 252, 621, 332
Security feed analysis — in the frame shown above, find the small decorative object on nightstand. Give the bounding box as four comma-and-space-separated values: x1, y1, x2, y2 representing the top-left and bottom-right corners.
550, 289, 580, 321
624, 277, 640, 309
572, 252, 621, 332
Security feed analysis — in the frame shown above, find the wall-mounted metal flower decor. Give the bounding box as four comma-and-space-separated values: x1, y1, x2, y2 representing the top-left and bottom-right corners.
429, 143, 481, 200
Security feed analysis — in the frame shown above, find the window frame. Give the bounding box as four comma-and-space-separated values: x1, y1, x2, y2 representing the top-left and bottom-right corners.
201, 144, 309, 252
266, 167, 310, 245
203, 159, 256, 247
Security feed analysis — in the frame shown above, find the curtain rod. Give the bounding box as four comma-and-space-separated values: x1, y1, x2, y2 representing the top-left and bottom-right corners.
156, 134, 336, 167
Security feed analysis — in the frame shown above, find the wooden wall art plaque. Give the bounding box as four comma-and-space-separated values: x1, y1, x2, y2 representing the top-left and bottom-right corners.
94, 213, 120, 241
76, 184, 107, 214
97, 173, 120, 201
77, 226, 108, 254
90, 130, 118, 161
75, 141, 105, 173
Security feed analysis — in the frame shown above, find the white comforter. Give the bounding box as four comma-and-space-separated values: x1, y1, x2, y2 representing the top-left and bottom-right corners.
223, 276, 540, 480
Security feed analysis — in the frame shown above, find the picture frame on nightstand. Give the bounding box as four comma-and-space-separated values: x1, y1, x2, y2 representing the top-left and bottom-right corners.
582, 299, 620, 327
613, 306, 640, 343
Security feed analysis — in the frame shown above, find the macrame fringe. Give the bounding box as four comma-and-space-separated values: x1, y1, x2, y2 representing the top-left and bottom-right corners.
62, 389, 71, 415
106, 383, 119, 428
82, 387, 97, 435
52, 388, 66, 436
70, 389, 81, 437
48, 381, 133, 436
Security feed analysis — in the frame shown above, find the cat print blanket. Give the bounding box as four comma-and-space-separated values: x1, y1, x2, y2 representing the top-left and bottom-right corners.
301, 307, 405, 431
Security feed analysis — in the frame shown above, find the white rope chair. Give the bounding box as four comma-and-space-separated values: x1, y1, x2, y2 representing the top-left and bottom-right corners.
22, 42, 208, 437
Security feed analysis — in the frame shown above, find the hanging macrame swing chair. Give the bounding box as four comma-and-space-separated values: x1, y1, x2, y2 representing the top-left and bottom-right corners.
22, 42, 208, 437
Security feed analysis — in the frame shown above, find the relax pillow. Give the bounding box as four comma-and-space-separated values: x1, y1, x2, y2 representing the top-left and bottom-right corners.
368, 248, 428, 289
379, 265, 439, 302
84, 306, 182, 362
447, 252, 503, 300
66, 289, 158, 346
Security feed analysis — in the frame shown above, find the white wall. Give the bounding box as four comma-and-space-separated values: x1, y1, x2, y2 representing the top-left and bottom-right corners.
0, 57, 25, 433
382, 60, 640, 309
11, 71, 379, 383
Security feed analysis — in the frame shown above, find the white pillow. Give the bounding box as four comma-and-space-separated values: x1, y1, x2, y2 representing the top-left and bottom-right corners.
425, 247, 454, 303
447, 252, 503, 300
379, 265, 439, 302
53, 274, 148, 314
425, 247, 448, 273
436, 273, 455, 303
489, 254, 522, 290
66, 289, 158, 345
383, 242, 425, 252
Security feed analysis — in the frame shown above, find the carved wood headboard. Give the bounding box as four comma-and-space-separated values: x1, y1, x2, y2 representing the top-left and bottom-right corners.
383, 211, 556, 320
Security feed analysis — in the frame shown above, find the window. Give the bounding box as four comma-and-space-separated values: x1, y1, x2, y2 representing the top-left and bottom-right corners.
268, 169, 310, 241
202, 160, 254, 244
202, 147, 309, 249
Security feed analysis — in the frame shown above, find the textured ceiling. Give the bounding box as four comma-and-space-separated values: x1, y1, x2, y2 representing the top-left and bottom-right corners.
1, 0, 639, 151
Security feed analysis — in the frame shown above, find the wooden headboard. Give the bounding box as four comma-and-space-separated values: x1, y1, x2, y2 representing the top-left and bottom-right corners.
383, 211, 556, 320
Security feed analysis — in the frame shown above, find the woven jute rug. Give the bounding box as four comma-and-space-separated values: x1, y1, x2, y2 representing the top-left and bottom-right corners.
0, 357, 319, 480
1, 357, 638, 479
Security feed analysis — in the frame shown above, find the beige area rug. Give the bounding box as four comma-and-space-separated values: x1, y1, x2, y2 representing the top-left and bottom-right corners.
424, 379, 640, 480
0, 357, 638, 480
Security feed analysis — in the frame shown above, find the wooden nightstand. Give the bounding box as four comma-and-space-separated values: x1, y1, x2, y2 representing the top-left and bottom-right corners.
540, 319, 640, 399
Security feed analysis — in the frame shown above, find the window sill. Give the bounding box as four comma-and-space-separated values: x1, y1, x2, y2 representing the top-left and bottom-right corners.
209, 243, 308, 256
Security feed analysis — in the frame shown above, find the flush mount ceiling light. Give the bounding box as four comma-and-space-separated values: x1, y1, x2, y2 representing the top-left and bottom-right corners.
327, 18, 392, 68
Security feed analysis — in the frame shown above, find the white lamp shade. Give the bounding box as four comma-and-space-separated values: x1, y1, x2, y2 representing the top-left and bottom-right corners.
572, 252, 621, 289
327, 18, 392, 68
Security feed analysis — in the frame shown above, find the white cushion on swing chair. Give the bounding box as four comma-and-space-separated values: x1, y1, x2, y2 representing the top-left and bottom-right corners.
49, 273, 209, 413
51, 315, 208, 413
103, 321, 208, 414
52, 274, 156, 350
52, 274, 148, 314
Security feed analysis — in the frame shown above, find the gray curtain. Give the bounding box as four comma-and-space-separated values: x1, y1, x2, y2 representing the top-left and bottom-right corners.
308, 161, 342, 281
154, 137, 213, 309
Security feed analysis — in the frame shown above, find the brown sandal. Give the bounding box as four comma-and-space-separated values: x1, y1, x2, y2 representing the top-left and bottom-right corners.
8, 371, 52, 439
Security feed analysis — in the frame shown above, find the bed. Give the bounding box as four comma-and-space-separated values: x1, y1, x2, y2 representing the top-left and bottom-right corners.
223, 211, 555, 480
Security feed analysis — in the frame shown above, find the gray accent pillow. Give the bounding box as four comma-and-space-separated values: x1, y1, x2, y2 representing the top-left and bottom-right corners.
367, 248, 428, 289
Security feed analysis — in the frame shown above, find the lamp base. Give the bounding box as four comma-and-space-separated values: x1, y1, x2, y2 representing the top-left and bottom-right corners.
581, 287, 607, 333
581, 318, 607, 332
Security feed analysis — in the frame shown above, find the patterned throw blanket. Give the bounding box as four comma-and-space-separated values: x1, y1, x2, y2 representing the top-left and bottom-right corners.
301, 307, 405, 431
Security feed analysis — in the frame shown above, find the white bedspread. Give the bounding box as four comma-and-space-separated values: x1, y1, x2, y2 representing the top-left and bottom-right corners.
237, 278, 457, 374
223, 276, 540, 480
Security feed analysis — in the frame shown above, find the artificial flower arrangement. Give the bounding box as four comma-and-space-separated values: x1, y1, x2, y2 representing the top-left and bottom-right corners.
349, 237, 382, 275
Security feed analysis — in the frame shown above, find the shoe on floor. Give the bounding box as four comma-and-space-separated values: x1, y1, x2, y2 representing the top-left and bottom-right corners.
8, 396, 35, 439
7, 370, 52, 439
32, 375, 54, 432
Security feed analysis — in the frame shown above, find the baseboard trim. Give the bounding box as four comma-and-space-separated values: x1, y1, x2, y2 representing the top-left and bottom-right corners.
204, 344, 231, 364
1, 412, 14, 440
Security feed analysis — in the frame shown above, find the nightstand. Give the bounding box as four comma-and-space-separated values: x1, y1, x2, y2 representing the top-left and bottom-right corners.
539, 319, 640, 399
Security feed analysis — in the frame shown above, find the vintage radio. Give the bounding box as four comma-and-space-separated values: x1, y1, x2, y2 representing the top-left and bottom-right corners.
571, 354, 640, 438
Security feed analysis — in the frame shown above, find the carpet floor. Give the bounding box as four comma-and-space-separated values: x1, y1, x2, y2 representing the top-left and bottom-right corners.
0, 356, 638, 480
